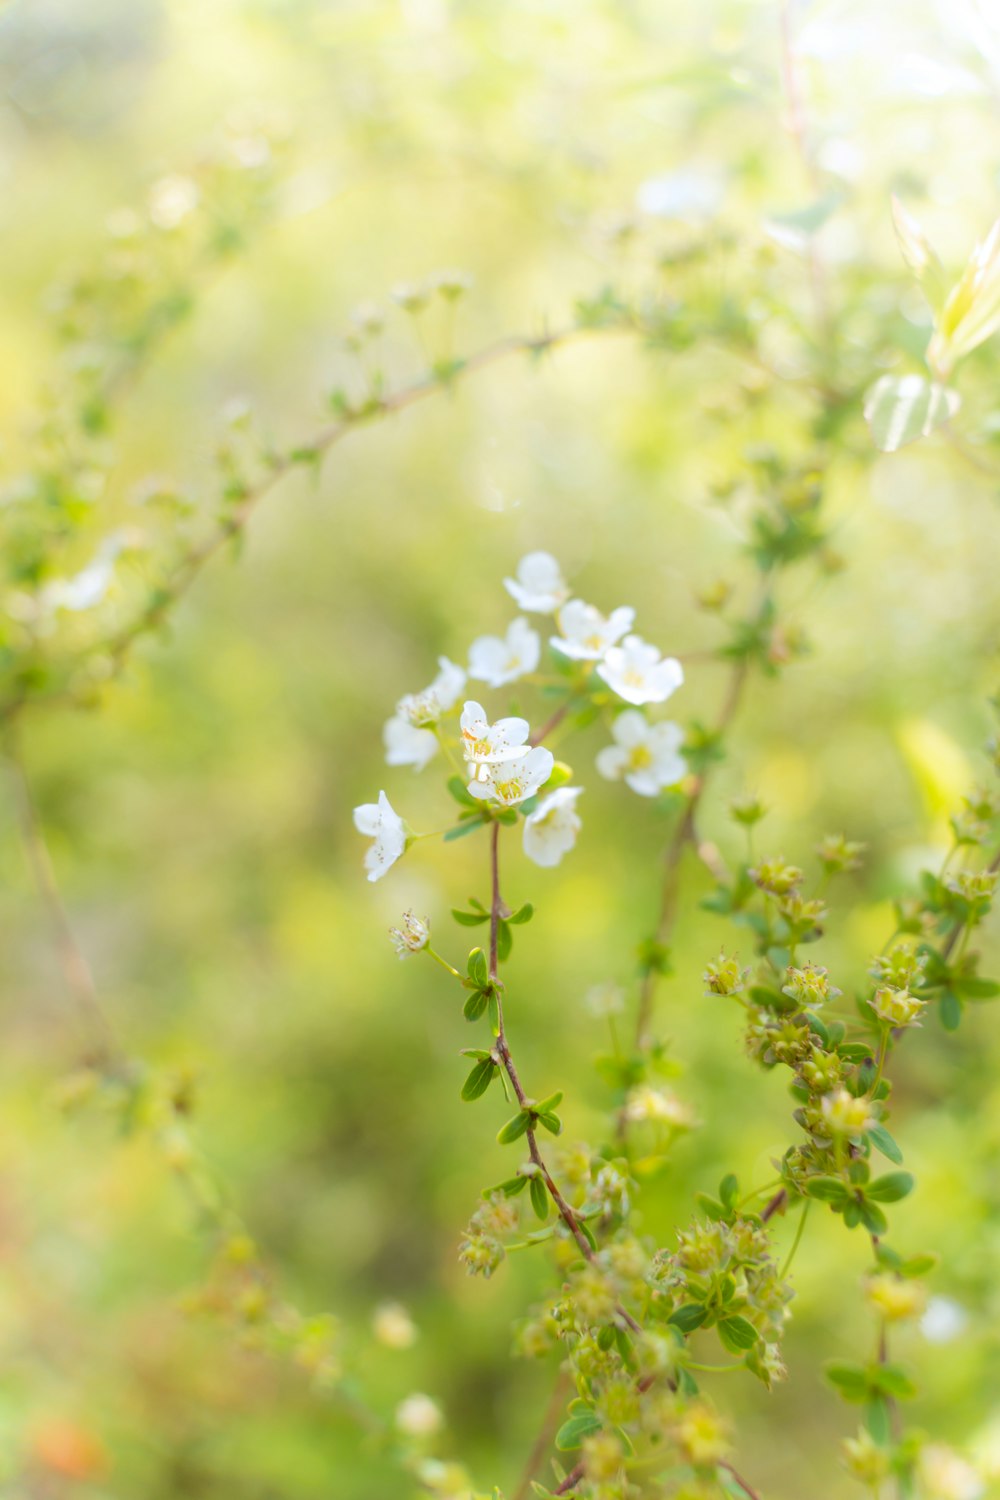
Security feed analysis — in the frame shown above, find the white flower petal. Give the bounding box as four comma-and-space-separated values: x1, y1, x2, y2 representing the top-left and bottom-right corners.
503, 551, 569, 613
523, 785, 582, 867
384, 714, 438, 771
550, 599, 635, 660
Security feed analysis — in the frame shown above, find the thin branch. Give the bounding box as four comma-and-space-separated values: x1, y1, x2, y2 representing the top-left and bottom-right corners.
5, 730, 118, 1066
720, 1459, 764, 1500
487, 822, 643, 1340
554, 1462, 585, 1496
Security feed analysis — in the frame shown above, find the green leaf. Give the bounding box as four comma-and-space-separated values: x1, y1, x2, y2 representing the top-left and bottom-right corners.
805, 1176, 850, 1206
452, 907, 489, 927
952, 976, 1000, 998
866, 1171, 914, 1203
467, 948, 489, 987
868, 1125, 903, 1165
508, 903, 534, 924
717, 1315, 758, 1353
555, 1410, 602, 1452
825, 1362, 870, 1403
863, 374, 959, 453
496, 921, 512, 963
891, 196, 948, 311
865, 1397, 892, 1446
537, 1111, 562, 1136
940, 989, 963, 1030
859, 1201, 888, 1236
461, 1058, 497, 1101
488, 990, 501, 1037
535, 1091, 564, 1114
668, 1303, 707, 1333
447, 775, 479, 807
529, 1176, 548, 1221
444, 818, 485, 842
900, 1252, 939, 1278
463, 990, 488, 1022
874, 1364, 917, 1400
719, 1173, 739, 1209
497, 1110, 531, 1145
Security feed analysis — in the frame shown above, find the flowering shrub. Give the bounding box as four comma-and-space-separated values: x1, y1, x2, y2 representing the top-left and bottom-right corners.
4, 5, 1000, 1499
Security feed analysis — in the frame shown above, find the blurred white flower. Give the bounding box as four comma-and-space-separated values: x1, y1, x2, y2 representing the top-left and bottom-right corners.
503, 551, 569, 613
597, 635, 683, 706
550, 599, 634, 661
388, 912, 430, 959
373, 1301, 418, 1348
468, 746, 554, 808
468, 618, 540, 687
585, 982, 625, 1018
399, 657, 466, 728
460, 700, 531, 781
523, 786, 582, 867
384, 716, 438, 771
624, 1085, 693, 1128
148, 174, 200, 230
921, 1296, 968, 1344
919, 1445, 984, 1500
636, 169, 724, 221
396, 1393, 444, 1437
353, 792, 407, 882
596, 711, 686, 795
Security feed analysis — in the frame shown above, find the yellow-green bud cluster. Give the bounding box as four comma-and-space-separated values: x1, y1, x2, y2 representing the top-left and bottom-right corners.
870, 985, 925, 1028
782, 963, 841, 1008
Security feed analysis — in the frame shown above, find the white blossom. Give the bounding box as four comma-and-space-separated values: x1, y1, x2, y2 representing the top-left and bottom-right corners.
395, 1393, 444, 1438
503, 551, 569, 613
596, 634, 684, 706
468, 746, 554, 808
398, 656, 466, 727
624, 1085, 694, 1128
921, 1297, 967, 1345
148, 174, 200, 229
918, 1446, 984, 1500
384, 715, 437, 771
353, 791, 407, 882
523, 786, 582, 867
550, 599, 634, 661
460, 700, 531, 781
389, 911, 430, 958
374, 1302, 418, 1348
468, 618, 540, 687
595, 711, 686, 796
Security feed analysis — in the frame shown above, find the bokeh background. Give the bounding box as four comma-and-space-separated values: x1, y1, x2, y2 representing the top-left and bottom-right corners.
1, 0, 1000, 1496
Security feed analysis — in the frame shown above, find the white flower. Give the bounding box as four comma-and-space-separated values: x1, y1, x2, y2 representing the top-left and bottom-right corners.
468, 746, 554, 807
395, 1393, 443, 1438
353, 791, 407, 882
596, 711, 686, 796
468, 618, 540, 687
384, 715, 437, 771
503, 551, 569, 613
148, 174, 200, 229
918, 1446, 984, 1500
550, 599, 634, 661
523, 787, 582, 867
585, 982, 626, 1018
389, 911, 430, 958
921, 1297, 967, 1345
399, 657, 466, 728
460, 700, 531, 781
624, 1085, 694, 1128
596, 635, 684, 706
373, 1302, 418, 1348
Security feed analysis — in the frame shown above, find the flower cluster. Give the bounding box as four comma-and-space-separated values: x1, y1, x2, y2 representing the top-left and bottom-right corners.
353, 551, 687, 880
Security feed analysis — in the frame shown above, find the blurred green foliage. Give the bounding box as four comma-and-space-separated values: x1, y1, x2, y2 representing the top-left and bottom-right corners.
1, 1, 1000, 1497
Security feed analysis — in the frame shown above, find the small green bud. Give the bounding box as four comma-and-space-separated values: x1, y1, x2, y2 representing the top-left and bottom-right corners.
750, 857, 803, 896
